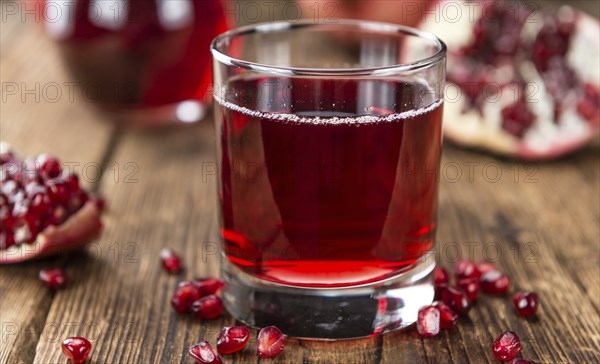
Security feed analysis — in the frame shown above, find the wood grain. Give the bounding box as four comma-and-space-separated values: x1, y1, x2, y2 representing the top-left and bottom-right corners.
1, 0, 599, 363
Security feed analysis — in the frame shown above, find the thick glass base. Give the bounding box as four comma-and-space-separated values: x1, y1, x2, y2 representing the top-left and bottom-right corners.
222, 253, 435, 340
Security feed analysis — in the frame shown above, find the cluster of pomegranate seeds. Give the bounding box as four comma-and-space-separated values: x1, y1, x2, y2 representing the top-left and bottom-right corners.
160, 248, 182, 274
513, 291, 540, 317
217, 326, 250, 354
61, 336, 92, 363
0, 144, 99, 250
426, 260, 540, 362
416, 306, 440, 337
191, 295, 223, 320
171, 278, 224, 319
189, 341, 222, 364
492, 331, 522, 361
501, 98, 537, 138
257, 326, 287, 359
39, 267, 67, 289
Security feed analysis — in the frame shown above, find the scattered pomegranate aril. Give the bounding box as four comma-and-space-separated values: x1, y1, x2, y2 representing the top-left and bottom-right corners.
0, 143, 103, 263
509, 359, 537, 364
416, 306, 440, 337
160, 248, 182, 274
480, 271, 511, 294
257, 326, 286, 359
194, 277, 224, 296
513, 291, 540, 317
39, 267, 67, 289
492, 331, 522, 362
189, 341, 222, 364
441, 285, 472, 316
476, 261, 497, 275
61, 336, 92, 363
217, 326, 251, 354
434, 266, 449, 285
433, 301, 458, 329
457, 277, 480, 302
191, 294, 223, 320
454, 258, 479, 280
171, 281, 201, 314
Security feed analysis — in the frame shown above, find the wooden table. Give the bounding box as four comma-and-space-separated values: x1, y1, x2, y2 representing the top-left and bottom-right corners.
1, 2, 599, 363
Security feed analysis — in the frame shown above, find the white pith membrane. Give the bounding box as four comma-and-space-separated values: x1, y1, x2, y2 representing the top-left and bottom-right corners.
418, 2, 600, 159
0, 142, 103, 263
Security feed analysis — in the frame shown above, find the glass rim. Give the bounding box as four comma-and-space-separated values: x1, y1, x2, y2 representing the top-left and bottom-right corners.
210, 19, 447, 77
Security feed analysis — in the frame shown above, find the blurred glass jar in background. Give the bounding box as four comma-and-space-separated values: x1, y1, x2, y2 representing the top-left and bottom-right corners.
36, 0, 227, 126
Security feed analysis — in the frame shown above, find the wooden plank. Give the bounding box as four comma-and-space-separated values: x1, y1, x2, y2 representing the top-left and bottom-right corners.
0, 8, 113, 364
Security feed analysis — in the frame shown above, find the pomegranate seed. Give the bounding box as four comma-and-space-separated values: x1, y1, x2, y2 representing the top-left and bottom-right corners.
480, 271, 510, 294
457, 277, 479, 302
441, 285, 472, 315
194, 277, 224, 296
189, 341, 222, 364
64, 172, 80, 193
92, 196, 106, 211
455, 258, 479, 280
0, 231, 15, 249
257, 326, 286, 359
47, 182, 70, 205
37, 154, 62, 180
217, 326, 250, 354
191, 295, 223, 320
513, 291, 539, 317
171, 281, 201, 313
432, 301, 458, 329
160, 248, 182, 274
509, 359, 537, 364
39, 267, 67, 289
434, 266, 449, 285
492, 331, 522, 361
416, 306, 440, 337
61, 337, 92, 363
476, 261, 496, 275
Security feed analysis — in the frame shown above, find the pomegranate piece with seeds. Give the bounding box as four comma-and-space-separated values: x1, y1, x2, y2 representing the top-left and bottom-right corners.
0, 143, 103, 264
39, 267, 67, 289
433, 301, 458, 329
189, 341, 222, 364
160, 248, 182, 274
61, 336, 92, 363
257, 326, 286, 359
480, 271, 511, 294
513, 291, 540, 317
441, 285, 472, 316
492, 331, 522, 361
191, 295, 223, 320
194, 277, 224, 296
217, 326, 250, 354
417, 2, 600, 160
416, 306, 440, 337
171, 281, 201, 314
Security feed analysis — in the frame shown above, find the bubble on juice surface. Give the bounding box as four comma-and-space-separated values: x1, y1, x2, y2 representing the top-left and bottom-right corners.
214, 95, 443, 126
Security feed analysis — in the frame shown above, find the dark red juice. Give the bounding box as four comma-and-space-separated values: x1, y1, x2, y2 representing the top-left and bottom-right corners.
216, 77, 443, 287
37, 0, 226, 110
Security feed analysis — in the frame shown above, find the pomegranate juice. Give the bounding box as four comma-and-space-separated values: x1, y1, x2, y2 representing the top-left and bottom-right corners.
216, 77, 443, 287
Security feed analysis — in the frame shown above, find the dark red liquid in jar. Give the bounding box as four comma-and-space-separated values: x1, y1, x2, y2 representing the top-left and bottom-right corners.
217, 77, 443, 288
38, 0, 226, 110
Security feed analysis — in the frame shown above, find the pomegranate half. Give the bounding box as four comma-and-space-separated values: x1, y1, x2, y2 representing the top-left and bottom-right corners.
419, 0, 599, 159
0, 142, 103, 263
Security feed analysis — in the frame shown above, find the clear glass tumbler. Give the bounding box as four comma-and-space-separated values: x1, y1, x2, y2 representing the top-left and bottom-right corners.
211, 20, 446, 339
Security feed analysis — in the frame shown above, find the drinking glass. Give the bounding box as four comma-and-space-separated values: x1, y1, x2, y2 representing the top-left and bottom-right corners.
211, 20, 446, 339
37, 0, 227, 126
